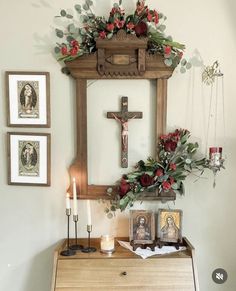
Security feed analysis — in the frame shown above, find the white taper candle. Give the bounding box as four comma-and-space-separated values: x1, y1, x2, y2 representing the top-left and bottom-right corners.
66, 193, 71, 209
87, 200, 92, 225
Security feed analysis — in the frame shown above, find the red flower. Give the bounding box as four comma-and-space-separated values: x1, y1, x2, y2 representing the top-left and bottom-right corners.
126, 22, 135, 30
147, 12, 152, 22
61, 46, 68, 55
110, 7, 117, 16
119, 179, 130, 197
169, 163, 177, 171
160, 134, 168, 140
70, 46, 78, 56
164, 140, 177, 152
155, 168, 163, 177
106, 23, 115, 31
162, 181, 171, 191
114, 19, 125, 29
154, 10, 159, 24
99, 31, 106, 39
71, 40, 79, 47
134, 21, 147, 36
140, 173, 154, 187
164, 46, 171, 56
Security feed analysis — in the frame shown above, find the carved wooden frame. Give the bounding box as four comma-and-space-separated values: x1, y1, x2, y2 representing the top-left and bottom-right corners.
65, 39, 174, 199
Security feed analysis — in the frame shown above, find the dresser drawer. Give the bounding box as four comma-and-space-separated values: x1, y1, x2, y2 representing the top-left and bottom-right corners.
55, 258, 195, 291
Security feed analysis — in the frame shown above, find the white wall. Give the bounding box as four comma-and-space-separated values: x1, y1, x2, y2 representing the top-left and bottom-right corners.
0, 0, 235, 290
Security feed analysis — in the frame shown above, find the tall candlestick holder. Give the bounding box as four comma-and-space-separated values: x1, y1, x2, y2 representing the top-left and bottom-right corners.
69, 214, 84, 251
60, 208, 76, 256
81, 225, 97, 253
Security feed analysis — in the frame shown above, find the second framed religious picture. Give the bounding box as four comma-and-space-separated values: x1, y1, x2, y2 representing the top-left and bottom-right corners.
157, 209, 183, 243
6, 71, 50, 127
7, 132, 51, 186
129, 210, 155, 244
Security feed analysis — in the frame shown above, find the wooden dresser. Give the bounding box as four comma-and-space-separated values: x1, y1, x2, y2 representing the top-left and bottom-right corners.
51, 237, 199, 291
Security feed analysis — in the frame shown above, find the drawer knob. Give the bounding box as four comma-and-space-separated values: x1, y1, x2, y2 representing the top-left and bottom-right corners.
121, 271, 127, 276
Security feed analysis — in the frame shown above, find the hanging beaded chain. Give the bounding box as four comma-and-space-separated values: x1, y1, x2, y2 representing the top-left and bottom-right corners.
203, 61, 225, 187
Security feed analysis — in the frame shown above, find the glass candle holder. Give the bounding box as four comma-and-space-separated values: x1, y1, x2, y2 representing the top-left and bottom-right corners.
209, 147, 223, 167
100, 235, 115, 254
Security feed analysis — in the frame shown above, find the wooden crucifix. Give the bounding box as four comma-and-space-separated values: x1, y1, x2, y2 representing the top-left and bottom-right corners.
107, 96, 143, 168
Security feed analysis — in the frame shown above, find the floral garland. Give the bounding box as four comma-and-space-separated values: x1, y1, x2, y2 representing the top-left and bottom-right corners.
54, 0, 185, 68
104, 129, 207, 218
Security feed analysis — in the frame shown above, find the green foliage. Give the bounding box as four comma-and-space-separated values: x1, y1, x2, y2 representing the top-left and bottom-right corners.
54, 0, 186, 65
103, 129, 208, 215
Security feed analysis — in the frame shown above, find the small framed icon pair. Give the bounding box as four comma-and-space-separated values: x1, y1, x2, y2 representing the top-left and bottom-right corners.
129, 209, 183, 244
6, 72, 51, 186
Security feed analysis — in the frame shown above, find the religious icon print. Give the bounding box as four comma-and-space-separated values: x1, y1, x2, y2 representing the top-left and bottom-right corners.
8, 132, 50, 186
158, 209, 183, 243
129, 210, 155, 244
17, 81, 39, 118
18, 140, 40, 177
6, 72, 50, 127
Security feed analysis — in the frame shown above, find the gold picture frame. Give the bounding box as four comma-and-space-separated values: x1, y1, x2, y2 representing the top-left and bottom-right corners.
157, 209, 183, 243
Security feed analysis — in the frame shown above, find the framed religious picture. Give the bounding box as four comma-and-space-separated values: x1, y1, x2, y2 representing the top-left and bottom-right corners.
7, 132, 51, 186
157, 209, 183, 243
6, 71, 50, 127
129, 210, 155, 244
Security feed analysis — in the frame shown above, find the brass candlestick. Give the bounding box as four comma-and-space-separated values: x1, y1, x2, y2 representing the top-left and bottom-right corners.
60, 208, 76, 256
70, 214, 84, 251
82, 225, 97, 253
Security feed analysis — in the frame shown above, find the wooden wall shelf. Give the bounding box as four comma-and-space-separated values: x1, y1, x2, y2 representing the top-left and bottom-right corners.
51, 237, 199, 291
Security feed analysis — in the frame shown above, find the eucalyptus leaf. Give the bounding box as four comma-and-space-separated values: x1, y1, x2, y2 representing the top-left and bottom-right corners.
74, 4, 82, 13
107, 212, 113, 219
107, 33, 113, 39
119, 0, 122, 4
86, 0, 93, 6
60, 9, 67, 17
80, 14, 89, 22
66, 14, 73, 19
107, 187, 113, 194
68, 23, 76, 34
186, 62, 192, 70
54, 46, 61, 54
66, 35, 74, 42
55, 28, 64, 38
171, 183, 179, 190
111, 205, 116, 212
181, 58, 187, 66
158, 24, 166, 32
180, 67, 186, 73
83, 3, 89, 10
164, 58, 172, 67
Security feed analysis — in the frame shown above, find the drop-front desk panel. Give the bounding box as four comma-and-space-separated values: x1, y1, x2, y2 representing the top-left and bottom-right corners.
51, 237, 199, 291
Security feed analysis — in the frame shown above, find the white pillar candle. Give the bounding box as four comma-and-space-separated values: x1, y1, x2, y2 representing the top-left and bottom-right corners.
87, 200, 92, 225
72, 178, 78, 215
66, 193, 71, 209
100, 235, 115, 253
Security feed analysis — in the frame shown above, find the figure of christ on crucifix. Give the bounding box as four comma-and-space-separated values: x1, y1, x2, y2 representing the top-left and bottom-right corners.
107, 96, 143, 168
